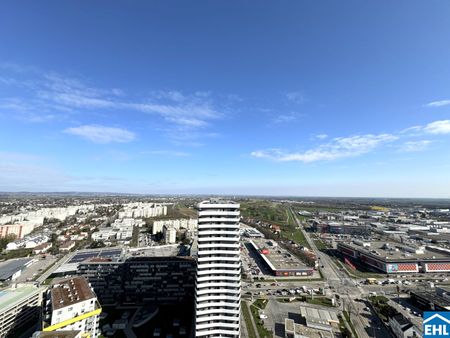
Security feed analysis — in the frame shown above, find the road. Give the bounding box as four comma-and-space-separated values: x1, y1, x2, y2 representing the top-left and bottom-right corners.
290, 208, 384, 338
36, 251, 73, 283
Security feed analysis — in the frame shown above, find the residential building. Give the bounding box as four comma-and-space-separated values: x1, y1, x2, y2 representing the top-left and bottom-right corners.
0, 223, 35, 239
77, 255, 196, 306
195, 200, 241, 338
33, 242, 52, 255
163, 225, 177, 244
153, 218, 198, 234
43, 277, 101, 337
59, 241, 76, 253
0, 283, 47, 337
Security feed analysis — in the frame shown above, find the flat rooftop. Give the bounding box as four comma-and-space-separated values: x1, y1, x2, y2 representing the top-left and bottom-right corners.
51, 276, 96, 310
285, 319, 333, 338
128, 244, 180, 258
411, 290, 450, 308
250, 238, 310, 271
0, 258, 32, 281
68, 248, 123, 263
0, 284, 45, 313
340, 241, 450, 261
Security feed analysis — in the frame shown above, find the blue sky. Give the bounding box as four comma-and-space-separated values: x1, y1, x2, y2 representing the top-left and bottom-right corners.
1, 1, 450, 197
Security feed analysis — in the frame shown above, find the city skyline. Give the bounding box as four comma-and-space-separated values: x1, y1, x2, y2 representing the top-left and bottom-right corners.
1, 2, 450, 197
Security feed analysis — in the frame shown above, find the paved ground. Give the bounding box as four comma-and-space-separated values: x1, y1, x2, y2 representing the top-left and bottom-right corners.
263, 298, 340, 338
16, 255, 57, 283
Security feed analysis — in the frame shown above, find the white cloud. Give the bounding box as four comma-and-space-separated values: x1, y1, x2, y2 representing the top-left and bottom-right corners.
315, 134, 328, 140
285, 91, 305, 104
399, 140, 432, 152
426, 100, 450, 107
64, 125, 136, 144
273, 112, 303, 123
251, 134, 398, 163
424, 120, 450, 134
0, 65, 226, 140
141, 150, 190, 157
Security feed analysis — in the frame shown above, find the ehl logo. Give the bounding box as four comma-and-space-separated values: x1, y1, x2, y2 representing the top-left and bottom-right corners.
424, 312, 450, 337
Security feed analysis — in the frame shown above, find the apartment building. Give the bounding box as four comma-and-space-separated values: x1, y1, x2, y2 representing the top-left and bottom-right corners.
43, 277, 101, 338
163, 225, 177, 244
77, 256, 196, 306
195, 200, 241, 338
0, 223, 35, 239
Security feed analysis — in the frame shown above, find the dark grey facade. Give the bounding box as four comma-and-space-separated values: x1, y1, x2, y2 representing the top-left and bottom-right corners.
77, 256, 196, 306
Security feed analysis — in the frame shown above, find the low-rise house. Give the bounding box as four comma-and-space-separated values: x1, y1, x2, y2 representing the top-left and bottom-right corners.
33, 242, 52, 255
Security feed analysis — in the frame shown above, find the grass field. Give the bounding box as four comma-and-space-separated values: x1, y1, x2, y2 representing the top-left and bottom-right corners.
242, 302, 257, 338
343, 310, 359, 338
250, 304, 273, 338
253, 298, 268, 310
241, 201, 291, 226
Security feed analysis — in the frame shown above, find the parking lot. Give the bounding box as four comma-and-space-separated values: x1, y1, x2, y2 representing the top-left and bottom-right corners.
16, 255, 58, 282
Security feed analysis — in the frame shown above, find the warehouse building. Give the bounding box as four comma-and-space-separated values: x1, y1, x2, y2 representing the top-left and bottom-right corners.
338, 240, 450, 274
410, 290, 450, 311
0, 258, 34, 282
249, 239, 313, 276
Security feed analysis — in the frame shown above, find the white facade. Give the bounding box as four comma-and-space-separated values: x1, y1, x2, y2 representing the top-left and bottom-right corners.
48, 277, 100, 337
153, 218, 198, 234
163, 225, 177, 244
118, 203, 168, 219
195, 200, 241, 338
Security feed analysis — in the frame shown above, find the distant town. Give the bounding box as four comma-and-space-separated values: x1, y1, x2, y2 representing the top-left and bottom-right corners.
0, 194, 449, 338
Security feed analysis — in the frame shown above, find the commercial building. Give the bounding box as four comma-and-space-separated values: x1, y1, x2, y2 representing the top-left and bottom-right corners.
43, 277, 101, 337
409, 290, 450, 311
248, 239, 314, 276
241, 227, 264, 238
388, 314, 420, 338
338, 240, 450, 273
311, 221, 370, 236
0, 283, 47, 337
0, 258, 34, 282
195, 200, 241, 338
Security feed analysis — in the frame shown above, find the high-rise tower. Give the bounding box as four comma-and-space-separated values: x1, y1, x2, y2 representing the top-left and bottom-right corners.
195, 200, 241, 338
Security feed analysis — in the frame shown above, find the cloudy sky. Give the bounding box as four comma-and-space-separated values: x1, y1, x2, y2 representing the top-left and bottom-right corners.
1, 1, 450, 197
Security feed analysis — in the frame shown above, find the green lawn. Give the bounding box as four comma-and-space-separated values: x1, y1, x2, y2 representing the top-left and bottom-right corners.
250, 304, 273, 338
305, 297, 334, 307
343, 311, 358, 338
253, 298, 268, 310
241, 302, 257, 338
313, 239, 328, 251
